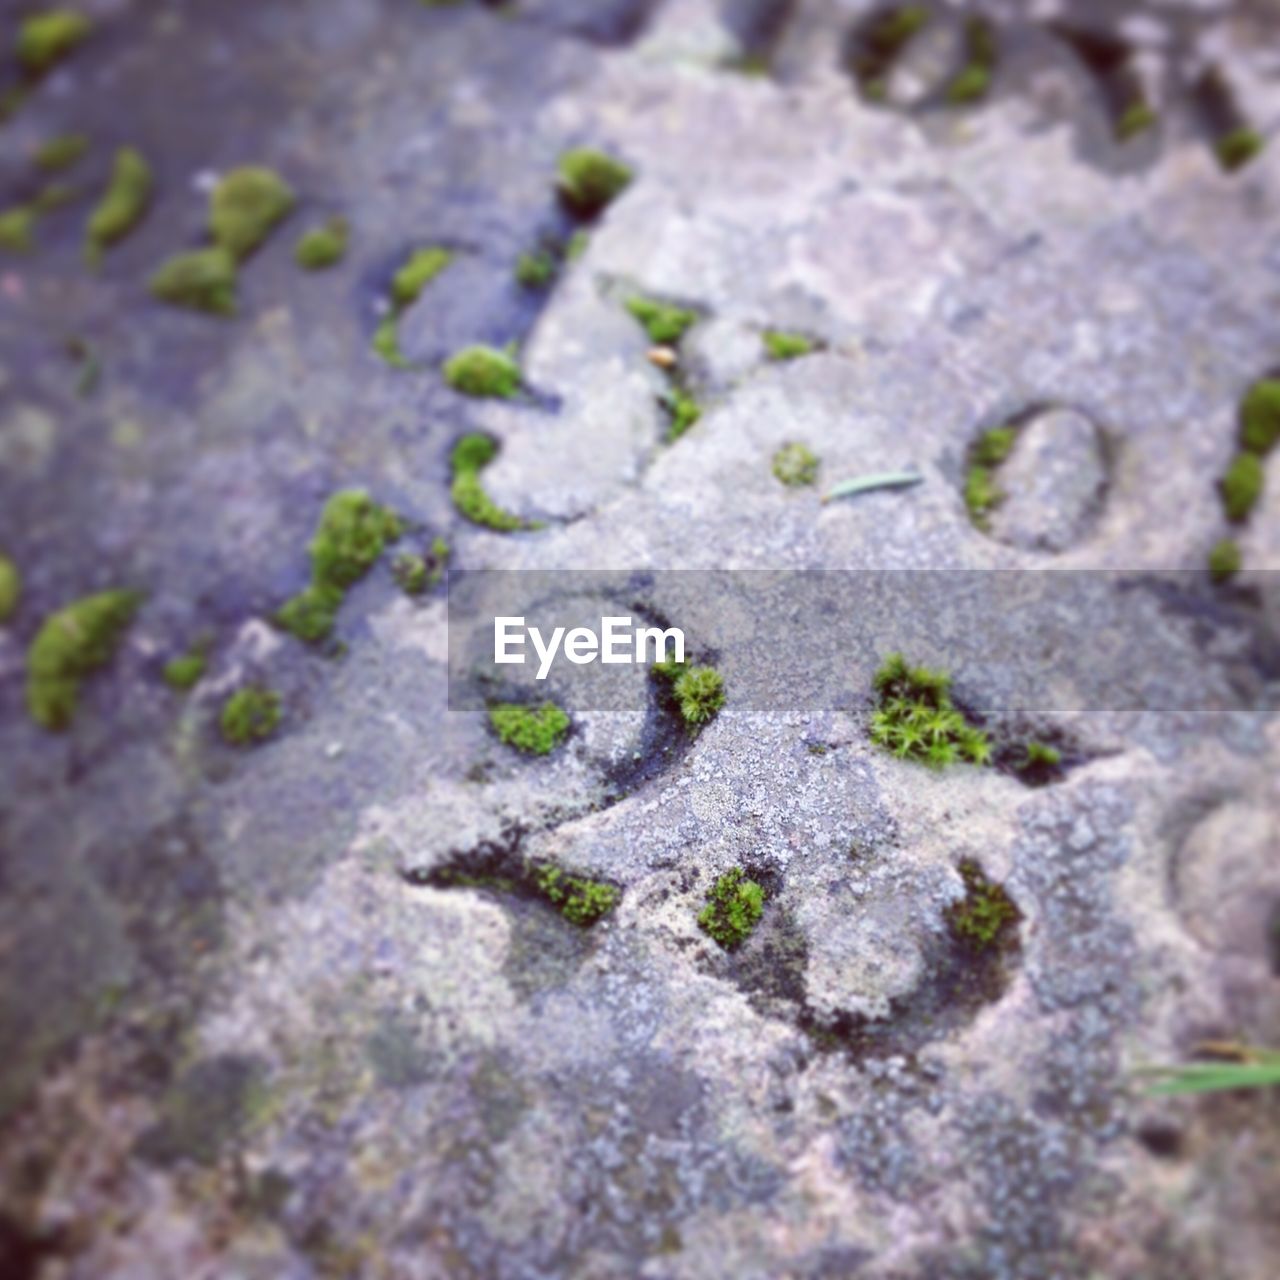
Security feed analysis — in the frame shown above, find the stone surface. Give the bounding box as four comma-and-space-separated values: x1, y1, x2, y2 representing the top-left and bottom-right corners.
0, 2, 1278, 1279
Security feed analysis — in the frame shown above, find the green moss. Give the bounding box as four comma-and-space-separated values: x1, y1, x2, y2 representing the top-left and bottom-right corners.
449, 434, 541, 532
149, 247, 237, 315
1220, 451, 1264, 522
869, 652, 990, 768
443, 345, 521, 399
372, 313, 409, 368
26, 590, 139, 730
663, 387, 701, 442
1021, 741, 1060, 769
947, 65, 990, 105
964, 465, 1002, 526
1208, 537, 1241, 583
0, 206, 36, 253
85, 147, 152, 265
294, 217, 348, 270
392, 537, 448, 595
946, 858, 1020, 950
34, 132, 88, 171
1216, 128, 1264, 173
275, 582, 344, 644
626, 296, 697, 345
698, 868, 764, 949
17, 10, 91, 74
516, 249, 555, 288
772, 442, 819, 487
220, 686, 281, 746
763, 330, 815, 361
532, 863, 618, 926
391, 246, 452, 306
0, 555, 21, 622
972, 425, 1016, 467
209, 167, 295, 260
1116, 101, 1156, 142
673, 665, 725, 725
946, 18, 997, 104
854, 5, 928, 95
556, 147, 633, 218
163, 650, 206, 691
1240, 379, 1280, 455
489, 701, 570, 755
565, 229, 589, 262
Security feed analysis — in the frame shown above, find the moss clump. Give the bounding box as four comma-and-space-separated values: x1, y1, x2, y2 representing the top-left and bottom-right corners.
34, 133, 88, 171
17, 10, 91, 74
1240, 379, 1280, 456
1220, 452, 1264, 522
946, 17, 997, 105
26, 589, 139, 730
532, 863, 618, 926
516, 249, 555, 289
663, 387, 701, 442
0, 555, 21, 622
1208, 537, 1241, 583
1116, 101, 1156, 142
0, 206, 36, 253
1216, 128, 1264, 173
869, 652, 991, 768
946, 858, 1020, 950
972, 424, 1016, 466
163, 650, 206, 691
698, 868, 764, 949
392, 537, 448, 595
963, 423, 1017, 526
626, 296, 697, 346
149, 247, 237, 315
853, 5, 928, 96
391, 246, 452, 307
443, 345, 521, 399
764, 330, 816, 361
449, 433, 538, 532
294, 217, 348, 270
772, 442, 819, 487
652, 660, 725, 726
372, 313, 409, 368
220, 687, 281, 746
209, 167, 295, 260
556, 147, 633, 218
1021, 741, 1060, 770
276, 491, 401, 644
85, 147, 152, 265
489, 701, 570, 755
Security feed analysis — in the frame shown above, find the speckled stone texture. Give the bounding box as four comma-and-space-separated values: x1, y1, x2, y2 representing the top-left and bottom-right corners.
0, 1, 1278, 1278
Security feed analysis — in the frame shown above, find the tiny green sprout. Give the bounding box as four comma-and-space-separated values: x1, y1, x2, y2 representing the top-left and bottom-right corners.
149, 247, 237, 315
1219, 451, 1264, 522
672, 665, 725, 725
17, 10, 92, 74
26, 589, 140, 730
763, 330, 815, 361
1208, 538, 1241, 583
0, 555, 21, 622
488, 701, 570, 755
869, 652, 990, 769
1139, 1045, 1280, 1096
0, 206, 36, 253
1215, 128, 1265, 173
294, 217, 348, 270
532, 863, 618, 926
391, 246, 452, 307
209, 167, 295, 260
946, 858, 1020, 950
220, 686, 282, 746
1116, 102, 1156, 142
772, 442, 819, 487
664, 387, 701, 442
556, 147, 633, 218
163, 650, 206, 691
443, 345, 521, 399
34, 133, 88, 171
1240, 378, 1280, 455
85, 147, 152, 265
626, 296, 697, 346
698, 868, 764, 949
515, 249, 555, 289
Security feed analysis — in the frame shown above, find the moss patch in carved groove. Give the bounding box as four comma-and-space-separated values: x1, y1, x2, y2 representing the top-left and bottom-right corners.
946, 858, 1020, 951
626, 296, 697, 346
869, 652, 990, 768
220, 687, 281, 746
488, 701, 570, 755
698, 868, 764, 949
450, 433, 542, 532
1219, 452, 1263, 523
443, 345, 521, 399
651, 657, 725, 726
86, 147, 152, 265
556, 147, 633, 219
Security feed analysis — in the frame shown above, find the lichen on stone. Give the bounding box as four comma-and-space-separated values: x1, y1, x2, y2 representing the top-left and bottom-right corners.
209, 166, 295, 260
220, 686, 282, 746
149, 247, 238, 315
17, 10, 92, 75
85, 147, 152, 265
772, 442, 819, 487
698, 868, 764, 948
443, 345, 521, 399
26, 589, 140, 730
488, 701, 570, 755
556, 147, 633, 218
869, 652, 990, 768
295, 216, 348, 270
